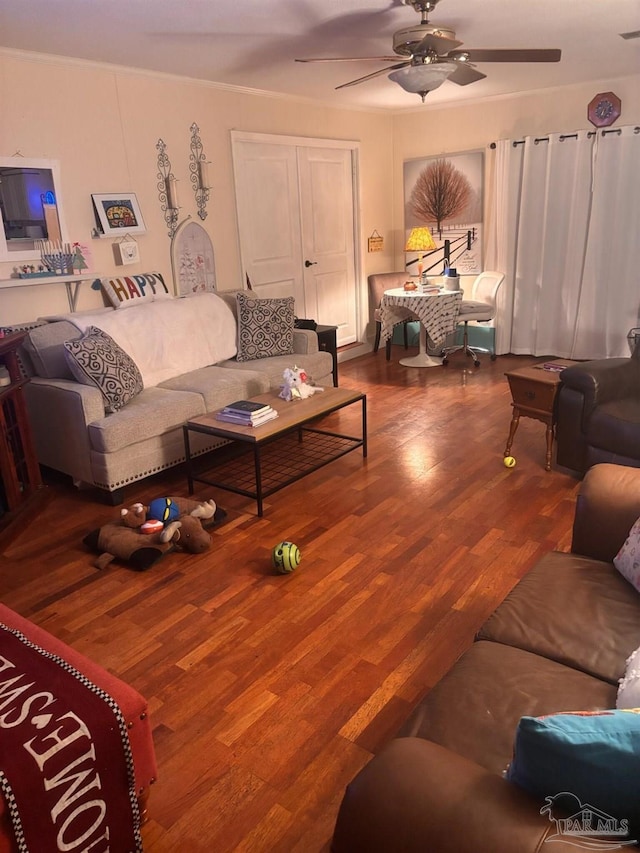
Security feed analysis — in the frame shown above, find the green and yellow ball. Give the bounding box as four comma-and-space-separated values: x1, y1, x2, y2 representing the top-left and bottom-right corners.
272, 541, 301, 574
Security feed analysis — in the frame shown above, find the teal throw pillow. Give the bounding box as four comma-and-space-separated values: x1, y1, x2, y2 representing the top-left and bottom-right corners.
506, 709, 640, 834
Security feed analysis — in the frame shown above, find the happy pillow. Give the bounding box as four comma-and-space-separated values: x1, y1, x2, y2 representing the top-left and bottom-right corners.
101, 272, 173, 309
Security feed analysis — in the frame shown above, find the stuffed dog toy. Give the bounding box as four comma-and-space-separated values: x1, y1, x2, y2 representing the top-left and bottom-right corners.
84, 496, 225, 571
278, 366, 324, 402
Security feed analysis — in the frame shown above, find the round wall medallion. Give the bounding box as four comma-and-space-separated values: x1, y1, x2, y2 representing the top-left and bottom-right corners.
587, 91, 621, 128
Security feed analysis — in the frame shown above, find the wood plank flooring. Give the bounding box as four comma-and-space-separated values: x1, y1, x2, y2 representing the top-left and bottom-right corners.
0, 349, 582, 851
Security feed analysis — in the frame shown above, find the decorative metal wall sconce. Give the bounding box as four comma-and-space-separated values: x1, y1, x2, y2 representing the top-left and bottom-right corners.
156, 138, 179, 238
189, 122, 211, 221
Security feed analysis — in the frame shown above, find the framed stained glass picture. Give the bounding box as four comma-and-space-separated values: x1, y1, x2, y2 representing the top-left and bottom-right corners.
91, 193, 147, 236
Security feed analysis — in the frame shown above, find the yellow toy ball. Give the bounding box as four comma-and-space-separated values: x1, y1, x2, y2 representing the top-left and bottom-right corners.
272, 541, 301, 574
503, 456, 517, 468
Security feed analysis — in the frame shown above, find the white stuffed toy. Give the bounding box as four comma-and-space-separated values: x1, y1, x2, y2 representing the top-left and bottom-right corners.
279, 366, 324, 401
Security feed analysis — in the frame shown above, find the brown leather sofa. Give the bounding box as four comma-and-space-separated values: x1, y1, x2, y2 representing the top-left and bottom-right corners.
332, 463, 640, 852
556, 351, 640, 474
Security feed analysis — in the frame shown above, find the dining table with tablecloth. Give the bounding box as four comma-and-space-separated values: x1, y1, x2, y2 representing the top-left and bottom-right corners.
380, 287, 463, 368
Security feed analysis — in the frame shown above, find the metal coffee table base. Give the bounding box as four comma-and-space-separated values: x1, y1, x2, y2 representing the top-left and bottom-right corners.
183, 391, 367, 517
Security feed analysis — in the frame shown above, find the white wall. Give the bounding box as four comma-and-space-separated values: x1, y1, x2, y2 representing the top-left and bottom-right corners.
391, 74, 640, 287
0, 50, 396, 327
2, 49, 638, 333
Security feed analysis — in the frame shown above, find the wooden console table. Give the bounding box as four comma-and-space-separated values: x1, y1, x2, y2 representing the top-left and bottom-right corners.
504, 359, 578, 471
0, 332, 48, 544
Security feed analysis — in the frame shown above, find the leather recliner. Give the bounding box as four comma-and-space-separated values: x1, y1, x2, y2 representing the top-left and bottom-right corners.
556, 349, 640, 474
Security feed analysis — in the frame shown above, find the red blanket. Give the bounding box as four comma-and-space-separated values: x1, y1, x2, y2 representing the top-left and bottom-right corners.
0, 622, 142, 852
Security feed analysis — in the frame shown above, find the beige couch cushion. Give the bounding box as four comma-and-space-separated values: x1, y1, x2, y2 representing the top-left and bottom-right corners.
88, 387, 205, 453
219, 351, 334, 391
24, 321, 81, 379
158, 365, 269, 409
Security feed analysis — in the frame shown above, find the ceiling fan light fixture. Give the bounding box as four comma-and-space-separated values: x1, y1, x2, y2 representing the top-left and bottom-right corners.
388, 61, 457, 99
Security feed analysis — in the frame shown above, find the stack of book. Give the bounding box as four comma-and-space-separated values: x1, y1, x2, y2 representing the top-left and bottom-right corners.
215, 400, 279, 427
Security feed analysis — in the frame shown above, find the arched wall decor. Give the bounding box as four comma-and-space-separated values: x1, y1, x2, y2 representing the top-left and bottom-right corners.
170, 218, 216, 296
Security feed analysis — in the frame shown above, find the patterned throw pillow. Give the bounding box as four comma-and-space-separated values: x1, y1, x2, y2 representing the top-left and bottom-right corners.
63, 327, 143, 413
614, 516, 640, 592
235, 292, 295, 363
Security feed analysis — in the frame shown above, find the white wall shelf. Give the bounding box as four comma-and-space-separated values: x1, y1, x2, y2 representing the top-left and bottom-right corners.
0, 273, 101, 312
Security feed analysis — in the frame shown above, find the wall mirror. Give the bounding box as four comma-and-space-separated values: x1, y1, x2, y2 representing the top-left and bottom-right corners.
0, 157, 68, 263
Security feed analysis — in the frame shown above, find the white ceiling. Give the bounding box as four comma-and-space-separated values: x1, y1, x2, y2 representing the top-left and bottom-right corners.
1, 0, 638, 111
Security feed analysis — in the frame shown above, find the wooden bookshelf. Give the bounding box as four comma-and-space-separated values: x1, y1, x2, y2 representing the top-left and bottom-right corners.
0, 332, 48, 545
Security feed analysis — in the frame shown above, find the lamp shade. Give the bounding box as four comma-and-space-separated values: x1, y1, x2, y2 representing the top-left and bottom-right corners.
389, 62, 457, 95
405, 226, 436, 253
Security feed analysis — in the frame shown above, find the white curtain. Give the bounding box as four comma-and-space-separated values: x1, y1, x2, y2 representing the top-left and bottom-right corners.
485, 126, 640, 358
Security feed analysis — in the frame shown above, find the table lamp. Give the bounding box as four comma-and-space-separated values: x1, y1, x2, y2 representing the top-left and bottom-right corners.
405, 226, 436, 281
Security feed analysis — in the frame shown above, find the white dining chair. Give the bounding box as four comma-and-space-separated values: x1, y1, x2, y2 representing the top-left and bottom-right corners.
441, 271, 505, 367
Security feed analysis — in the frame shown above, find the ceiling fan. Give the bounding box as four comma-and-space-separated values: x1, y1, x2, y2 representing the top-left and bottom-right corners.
296, 0, 561, 101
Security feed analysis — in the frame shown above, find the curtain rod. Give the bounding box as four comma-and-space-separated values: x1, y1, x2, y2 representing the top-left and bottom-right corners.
490, 127, 640, 148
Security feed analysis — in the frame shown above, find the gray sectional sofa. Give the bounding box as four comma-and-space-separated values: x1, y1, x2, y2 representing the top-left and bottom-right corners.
20, 290, 334, 503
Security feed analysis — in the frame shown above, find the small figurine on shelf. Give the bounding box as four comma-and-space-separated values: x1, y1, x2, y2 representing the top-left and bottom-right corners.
72, 243, 89, 274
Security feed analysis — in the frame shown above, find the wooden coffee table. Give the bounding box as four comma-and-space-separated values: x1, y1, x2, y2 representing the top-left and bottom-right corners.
183, 387, 367, 516
504, 359, 578, 471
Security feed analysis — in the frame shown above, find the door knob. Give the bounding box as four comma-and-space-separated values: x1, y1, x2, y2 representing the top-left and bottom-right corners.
304, 260, 317, 268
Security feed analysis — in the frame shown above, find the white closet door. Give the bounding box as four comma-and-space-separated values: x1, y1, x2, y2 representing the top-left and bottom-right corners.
232, 133, 359, 346
297, 146, 357, 344
233, 140, 304, 305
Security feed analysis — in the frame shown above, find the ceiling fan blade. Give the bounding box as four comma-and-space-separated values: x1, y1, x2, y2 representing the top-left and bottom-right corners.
336, 62, 410, 90
462, 48, 561, 63
414, 32, 463, 55
448, 63, 486, 86
296, 56, 401, 64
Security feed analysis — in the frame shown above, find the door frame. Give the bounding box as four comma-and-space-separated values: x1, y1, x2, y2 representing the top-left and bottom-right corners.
230, 130, 363, 345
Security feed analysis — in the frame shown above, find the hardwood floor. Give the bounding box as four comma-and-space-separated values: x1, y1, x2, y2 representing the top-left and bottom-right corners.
0, 348, 582, 851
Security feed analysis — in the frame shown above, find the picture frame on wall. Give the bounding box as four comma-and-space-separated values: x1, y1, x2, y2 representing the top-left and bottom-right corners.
404, 150, 483, 276
91, 193, 147, 236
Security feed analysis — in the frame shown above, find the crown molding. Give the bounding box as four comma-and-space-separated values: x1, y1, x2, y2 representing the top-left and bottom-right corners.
0, 47, 391, 116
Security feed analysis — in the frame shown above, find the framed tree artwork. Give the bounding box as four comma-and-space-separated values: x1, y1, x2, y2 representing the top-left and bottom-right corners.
404, 151, 483, 276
